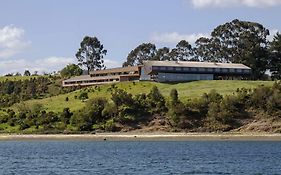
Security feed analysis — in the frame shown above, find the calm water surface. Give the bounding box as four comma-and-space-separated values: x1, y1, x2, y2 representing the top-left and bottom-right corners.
0, 140, 280, 174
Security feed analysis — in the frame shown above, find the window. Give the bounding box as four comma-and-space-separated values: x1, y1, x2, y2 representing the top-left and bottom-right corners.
175, 67, 181, 71
222, 68, 228, 73
168, 66, 174, 71
207, 68, 213, 72
191, 67, 197, 72
198, 68, 205, 72
183, 67, 190, 71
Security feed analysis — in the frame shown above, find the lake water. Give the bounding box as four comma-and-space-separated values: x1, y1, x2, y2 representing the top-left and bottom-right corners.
0, 140, 280, 174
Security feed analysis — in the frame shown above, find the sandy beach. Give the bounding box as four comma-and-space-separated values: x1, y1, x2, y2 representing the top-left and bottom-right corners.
1, 132, 281, 141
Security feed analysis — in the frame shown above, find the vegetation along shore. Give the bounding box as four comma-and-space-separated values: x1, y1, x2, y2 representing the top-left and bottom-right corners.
0, 77, 280, 134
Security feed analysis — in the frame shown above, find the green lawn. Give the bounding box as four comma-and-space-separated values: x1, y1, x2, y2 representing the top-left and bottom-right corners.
9, 80, 274, 113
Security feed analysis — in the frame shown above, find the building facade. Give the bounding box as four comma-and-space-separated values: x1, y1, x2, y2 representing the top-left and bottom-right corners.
62, 66, 140, 87
62, 61, 251, 87
140, 61, 251, 82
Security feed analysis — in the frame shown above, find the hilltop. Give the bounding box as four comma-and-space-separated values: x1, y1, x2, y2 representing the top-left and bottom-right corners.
9, 80, 273, 113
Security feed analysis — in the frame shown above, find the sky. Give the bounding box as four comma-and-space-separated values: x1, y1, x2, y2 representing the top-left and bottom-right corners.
0, 0, 280, 75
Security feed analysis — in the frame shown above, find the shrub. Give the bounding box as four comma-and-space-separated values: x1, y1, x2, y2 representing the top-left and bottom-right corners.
104, 119, 119, 132
60, 108, 73, 124
102, 102, 117, 119
111, 88, 134, 107
78, 91, 88, 101
70, 111, 93, 131
147, 86, 167, 113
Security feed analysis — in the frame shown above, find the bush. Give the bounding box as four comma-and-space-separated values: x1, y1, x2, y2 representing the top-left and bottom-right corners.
206, 95, 248, 131
104, 119, 119, 132
111, 88, 134, 107
70, 111, 93, 131
102, 102, 117, 119
147, 86, 167, 114
60, 108, 73, 124
167, 89, 187, 127
78, 91, 88, 101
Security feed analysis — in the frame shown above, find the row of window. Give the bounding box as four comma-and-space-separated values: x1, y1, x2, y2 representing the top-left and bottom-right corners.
64, 78, 120, 85
152, 66, 250, 73
91, 71, 139, 77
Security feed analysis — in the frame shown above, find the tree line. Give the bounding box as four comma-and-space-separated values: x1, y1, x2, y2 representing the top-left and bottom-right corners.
75, 19, 281, 80
1, 82, 281, 133
0, 76, 77, 107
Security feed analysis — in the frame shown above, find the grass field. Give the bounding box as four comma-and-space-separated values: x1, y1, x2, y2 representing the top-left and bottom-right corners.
8, 80, 274, 113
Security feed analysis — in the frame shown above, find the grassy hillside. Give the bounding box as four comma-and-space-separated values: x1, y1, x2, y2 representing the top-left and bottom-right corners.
9, 80, 274, 113
0, 76, 40, 82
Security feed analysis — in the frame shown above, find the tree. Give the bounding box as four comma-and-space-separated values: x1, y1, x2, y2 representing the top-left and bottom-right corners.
76, 36, 107, 74
269, 32, 281, 79
154, 47, 170, 61
170, 88, 179, 104
15, 72, 21, 76
32, 71, 38, 76
167, 89, 186, 127
60, 64, 83, 78
24, 70, 31, 76
169, 40, 195, 61
195, 37, 220, 62
111, 88, 134, 107
60, 108, 73, 124
123, 43, 157, 66
195, 19, 270, 79
147, 86, 167, 113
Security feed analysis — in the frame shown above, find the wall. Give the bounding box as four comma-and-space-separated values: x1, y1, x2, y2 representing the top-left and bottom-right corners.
157, 73, 214, 82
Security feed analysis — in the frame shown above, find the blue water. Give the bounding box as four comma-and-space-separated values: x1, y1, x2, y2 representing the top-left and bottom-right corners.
0, 141, 280, 174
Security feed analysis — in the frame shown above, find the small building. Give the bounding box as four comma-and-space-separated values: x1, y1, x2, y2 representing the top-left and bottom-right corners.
62, 61, 251, 87
140, 61, 251, 82
62, 66, 140, 87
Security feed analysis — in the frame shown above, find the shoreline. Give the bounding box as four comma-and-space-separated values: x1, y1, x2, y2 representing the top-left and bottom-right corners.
1, 132, 281, 141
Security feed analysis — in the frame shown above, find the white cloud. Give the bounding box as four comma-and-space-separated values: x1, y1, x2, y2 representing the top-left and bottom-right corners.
104, 59, 121, 68
0, 56, 75, 75
190, 0, 281, 8
0, 56, 122, 75
150, 32, 210, 44
0, 25, 30, 58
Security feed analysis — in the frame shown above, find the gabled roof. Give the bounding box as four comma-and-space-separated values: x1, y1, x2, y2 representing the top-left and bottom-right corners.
143, 61, 251, 70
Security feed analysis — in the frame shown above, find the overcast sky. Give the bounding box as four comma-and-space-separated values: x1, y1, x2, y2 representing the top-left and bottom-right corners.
0, 0, 280, 75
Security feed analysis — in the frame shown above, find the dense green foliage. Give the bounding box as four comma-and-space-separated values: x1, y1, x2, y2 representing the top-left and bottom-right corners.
269, 32, 281, 79
1, 82, 281, 133
76, 36, 107, 74
123, 43, 157, 66
0, 76, 76, 107
60, 64, 82, 78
